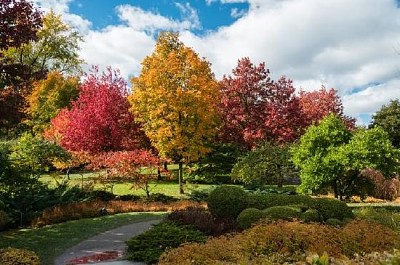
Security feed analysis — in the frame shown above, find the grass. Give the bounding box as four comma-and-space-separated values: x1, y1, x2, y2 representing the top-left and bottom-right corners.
40, 170, 216, 198
0, 212, 165, 265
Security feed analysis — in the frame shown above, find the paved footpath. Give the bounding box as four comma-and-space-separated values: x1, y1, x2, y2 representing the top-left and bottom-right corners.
54, 219, 162, 265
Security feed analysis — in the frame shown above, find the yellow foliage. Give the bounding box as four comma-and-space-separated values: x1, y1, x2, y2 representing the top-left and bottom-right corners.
129, 32, 220, 163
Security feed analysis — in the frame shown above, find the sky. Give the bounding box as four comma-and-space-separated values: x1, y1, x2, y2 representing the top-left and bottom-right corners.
32, 0, 400, 126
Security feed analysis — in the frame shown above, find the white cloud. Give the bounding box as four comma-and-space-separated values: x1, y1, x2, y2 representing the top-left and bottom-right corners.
230, 8, 247, 18
32, 0, 91, 34
116, 4, 200, 34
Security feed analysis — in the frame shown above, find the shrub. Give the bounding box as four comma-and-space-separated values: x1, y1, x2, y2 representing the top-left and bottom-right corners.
158, 219, 400, 265
0, 210, 11, 231
236, 208, 267, 230
325, 218, 343, 226
126, 221, 207, 264
118, 194, 141, 201
166, 207, 236, 236
362, 169, 400, 200
145, 193, 178, 203
207, 185, 248, 219
247, 193, 313, 210
310, 198, 354, 221
89, 190, 116, 201
302, 209, 321, 223
354, 207, 400, 231
0, 247, 40, 265
263, 206, 302, 221
188, 189, 211, 202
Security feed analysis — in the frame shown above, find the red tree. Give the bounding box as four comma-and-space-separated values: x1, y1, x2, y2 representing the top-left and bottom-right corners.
299, 87, 355, 129
219, 58, 303, 148
46, 67, 149, 154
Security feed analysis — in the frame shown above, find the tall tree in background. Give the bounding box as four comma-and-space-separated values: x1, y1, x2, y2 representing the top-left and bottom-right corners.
0, 0, 42, 137
0, 0, 42, 89
129, 32, 220, 194
299, 87, 355, 129
25, 71, 80, 134
370, 99, 400, 148
219, 58, 303, 148
2, 10, 83, 88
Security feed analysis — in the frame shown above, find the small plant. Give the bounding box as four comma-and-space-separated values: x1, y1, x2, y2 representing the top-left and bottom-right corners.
302, 209, 321, 223
325, 218, 343, 226
145, 193, 178, 203
263, 205, 302, 221
310, 198, 354, 221
236, 208, 267, 230
0, 247, 40, 265
126, 221, 207, 264
207, 185, 248, 219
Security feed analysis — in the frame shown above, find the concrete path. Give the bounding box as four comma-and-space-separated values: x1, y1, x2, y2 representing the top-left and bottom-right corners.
54, 219, 162, 265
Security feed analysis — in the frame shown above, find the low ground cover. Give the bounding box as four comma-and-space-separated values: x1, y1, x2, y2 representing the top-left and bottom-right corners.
0, 212, 164, 265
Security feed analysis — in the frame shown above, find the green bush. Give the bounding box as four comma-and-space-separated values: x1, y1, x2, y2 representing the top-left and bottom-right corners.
325, 218, 343, 226
145, 193, 178, 203
0, 210, 11, 231
236, 208, 267, 230
247, 194, 313, 210
207, 185, 248, 219
126, 221, 207, 264
302, 209, 321, 223
263, 206, 302, 221
0, 247, 40, 265
310, 198, 353, 221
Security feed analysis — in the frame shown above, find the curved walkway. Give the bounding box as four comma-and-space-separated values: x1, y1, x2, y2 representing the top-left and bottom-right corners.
54, 219, 162, 265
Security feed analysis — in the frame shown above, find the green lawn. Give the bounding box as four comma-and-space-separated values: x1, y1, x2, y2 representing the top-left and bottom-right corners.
40, 170, 216, 198
0, 212, 165, 265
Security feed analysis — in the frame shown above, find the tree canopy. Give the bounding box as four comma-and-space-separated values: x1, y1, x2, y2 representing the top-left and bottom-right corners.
370, 99, 400, 148
129, 32, 221, 193
291, 114, 399, 199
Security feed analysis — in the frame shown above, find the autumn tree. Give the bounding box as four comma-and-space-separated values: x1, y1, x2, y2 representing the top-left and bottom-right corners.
299, 87, 355, 128
25, 71, 80, 134
370, 99, 400, 148
47, 67, 147, 154
129, 32, 220, 194
219, 58, 303, 148
0, 0, 42, 88
291, 114, 399, 200
2, 10, 83, 88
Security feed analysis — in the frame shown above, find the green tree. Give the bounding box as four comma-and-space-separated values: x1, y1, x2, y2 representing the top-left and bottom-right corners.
129, 32, 220, 194
9, 132, 69, 178
25, 71, 80, 134
291, 114, 400, 199
232, 142, 296, 187
370, 99, 400, 148
2, 10, 83, 87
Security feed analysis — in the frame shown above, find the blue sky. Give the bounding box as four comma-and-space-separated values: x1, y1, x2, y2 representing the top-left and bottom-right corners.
68, 0, 249, 33
33, 0, 400, 126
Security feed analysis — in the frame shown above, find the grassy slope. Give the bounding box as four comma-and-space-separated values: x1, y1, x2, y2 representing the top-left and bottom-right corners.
0, 212, 165, 265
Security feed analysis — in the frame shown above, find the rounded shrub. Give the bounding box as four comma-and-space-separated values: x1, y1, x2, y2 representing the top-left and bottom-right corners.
207, 185, 248, 219
325, 218, 343, 226
237, 208, 267, 230
310, 198, 353, 221
302, 209, 321, 223
263, 206, 302, 221
247, 194, 313, 210
0, 247, 40, 265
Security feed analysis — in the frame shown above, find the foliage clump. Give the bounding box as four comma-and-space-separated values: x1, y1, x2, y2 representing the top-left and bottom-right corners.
126, 221, 207, 264
207, 185, 248, 219
166, 207, 236, 236
0, 247, 40, 265
236, 208, 266, 230
158, 219, 400, 265
263, 205, 302, 221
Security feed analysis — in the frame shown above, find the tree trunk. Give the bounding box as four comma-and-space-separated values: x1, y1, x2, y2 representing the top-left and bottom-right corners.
178, 162, 184, 194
